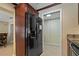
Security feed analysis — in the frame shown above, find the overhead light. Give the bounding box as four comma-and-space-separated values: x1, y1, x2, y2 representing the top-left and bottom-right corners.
46, 14, 51, 17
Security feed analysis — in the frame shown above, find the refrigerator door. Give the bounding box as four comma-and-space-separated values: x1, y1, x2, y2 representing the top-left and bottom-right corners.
36, 17, 42, 55
25, 12, 42, 56
25, 13, 37, 56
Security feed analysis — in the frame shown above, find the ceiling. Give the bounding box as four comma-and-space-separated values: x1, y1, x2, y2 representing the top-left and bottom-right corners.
13, 3, 55, 10
29, 3, 53, 10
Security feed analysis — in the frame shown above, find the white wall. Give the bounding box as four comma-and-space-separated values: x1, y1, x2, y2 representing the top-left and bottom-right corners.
39, 3, 78, 55
0, 21, 8, 33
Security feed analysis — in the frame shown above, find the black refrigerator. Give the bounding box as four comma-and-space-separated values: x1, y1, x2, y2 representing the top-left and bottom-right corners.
25, 12, 42, 56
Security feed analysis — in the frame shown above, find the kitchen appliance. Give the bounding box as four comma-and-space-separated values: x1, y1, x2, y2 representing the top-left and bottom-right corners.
25, 12, 42, 56
70, 41, 79, 56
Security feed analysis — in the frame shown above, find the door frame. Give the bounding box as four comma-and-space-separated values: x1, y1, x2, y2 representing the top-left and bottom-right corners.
42, 9, 63, 55
8, 23, 13, 44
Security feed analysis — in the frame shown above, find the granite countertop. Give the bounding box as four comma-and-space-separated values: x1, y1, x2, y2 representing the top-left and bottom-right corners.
67, 26, 79, 45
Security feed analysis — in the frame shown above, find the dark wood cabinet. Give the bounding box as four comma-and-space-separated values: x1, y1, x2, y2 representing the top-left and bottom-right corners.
0, 33, 7, 47
15, 4, 26, 56
15, 3, 38, 56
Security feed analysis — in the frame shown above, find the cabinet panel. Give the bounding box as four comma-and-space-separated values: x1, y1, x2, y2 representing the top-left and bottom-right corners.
15, 4, 26, 56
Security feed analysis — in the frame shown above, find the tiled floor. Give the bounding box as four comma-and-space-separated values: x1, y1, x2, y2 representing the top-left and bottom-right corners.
41, 45, 61, 56
0, 44, 61, 56
0, 44, 13, 56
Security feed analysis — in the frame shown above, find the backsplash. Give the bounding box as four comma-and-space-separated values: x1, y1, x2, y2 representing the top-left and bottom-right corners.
67, 34, 79, 40
67, 25, 79, 40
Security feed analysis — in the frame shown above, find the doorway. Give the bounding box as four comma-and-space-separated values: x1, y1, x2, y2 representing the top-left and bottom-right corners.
41, 9, 62, 56
0, 7, 14, 56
